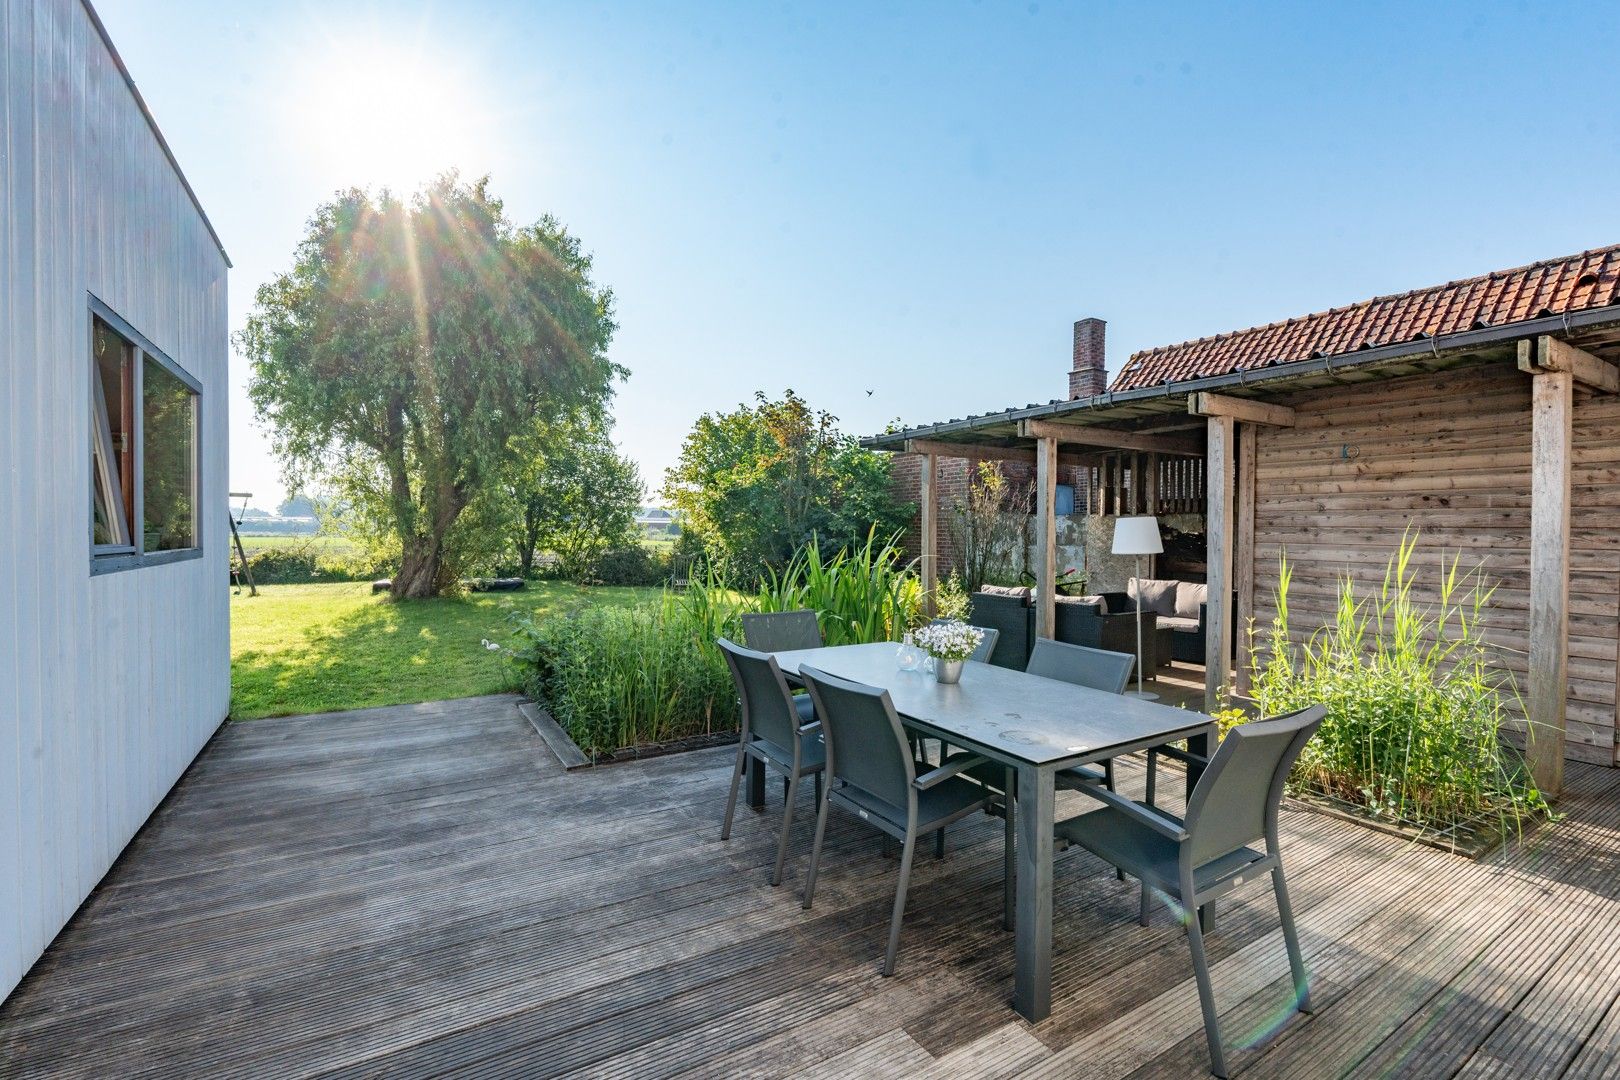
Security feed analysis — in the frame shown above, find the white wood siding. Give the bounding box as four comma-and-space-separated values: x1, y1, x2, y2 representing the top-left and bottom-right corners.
0, 0, 230, 1000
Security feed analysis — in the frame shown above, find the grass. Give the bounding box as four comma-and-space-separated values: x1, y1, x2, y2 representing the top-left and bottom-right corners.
230, 581, 658, 719
236, 533, 358, 555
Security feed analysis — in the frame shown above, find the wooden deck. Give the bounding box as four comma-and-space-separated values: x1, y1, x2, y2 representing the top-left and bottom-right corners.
4, 694, 1620, 1078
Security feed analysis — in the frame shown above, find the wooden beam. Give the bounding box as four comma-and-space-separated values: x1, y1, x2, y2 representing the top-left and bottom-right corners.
1527, 371, 1572, 797
1233, 424, 1256, 697
920, 452, 938, 618
1035, 436, 1058, 639
1189, 391, 1297, 427
903, 438, 1097, 470
1517, 335, 1620, 394
1204, 416, 1236, 713
1017, 419, 1202, 457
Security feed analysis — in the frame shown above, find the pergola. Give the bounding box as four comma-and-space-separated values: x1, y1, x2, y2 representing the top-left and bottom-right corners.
864, 306, 1620, 795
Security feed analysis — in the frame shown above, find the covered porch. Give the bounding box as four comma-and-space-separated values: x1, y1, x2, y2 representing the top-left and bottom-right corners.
869, 311, 1620, 797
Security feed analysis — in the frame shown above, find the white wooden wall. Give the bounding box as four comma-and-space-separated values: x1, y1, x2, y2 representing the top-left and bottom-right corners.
0, 0, 230, 1001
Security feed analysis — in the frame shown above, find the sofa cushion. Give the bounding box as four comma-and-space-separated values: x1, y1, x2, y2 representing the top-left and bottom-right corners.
977, 585, 1032, 601
1127, 578, 1180, 617
1158, 615, 1201, 632
1175, 581, 1208, 619
1055, 594, 1105, 613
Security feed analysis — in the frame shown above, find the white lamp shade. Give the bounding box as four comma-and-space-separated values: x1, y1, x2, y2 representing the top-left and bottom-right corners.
1112, 515, 1163, 556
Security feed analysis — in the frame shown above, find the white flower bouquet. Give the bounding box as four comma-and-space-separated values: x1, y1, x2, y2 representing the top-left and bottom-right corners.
912, 620, 984, 664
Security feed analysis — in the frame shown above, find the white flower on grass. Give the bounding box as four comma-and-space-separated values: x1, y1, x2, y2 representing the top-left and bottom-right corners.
912, 620, 984, 663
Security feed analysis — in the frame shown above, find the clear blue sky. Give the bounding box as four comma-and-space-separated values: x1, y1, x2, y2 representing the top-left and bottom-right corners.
97, 0, 1620, 510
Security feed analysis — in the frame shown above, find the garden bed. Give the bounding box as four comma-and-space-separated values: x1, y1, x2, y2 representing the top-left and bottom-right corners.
520, 699, 736, 770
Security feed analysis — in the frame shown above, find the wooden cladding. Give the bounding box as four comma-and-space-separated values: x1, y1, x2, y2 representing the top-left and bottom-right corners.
1249, 359, 1620, 768
1078, 452, 1206, 516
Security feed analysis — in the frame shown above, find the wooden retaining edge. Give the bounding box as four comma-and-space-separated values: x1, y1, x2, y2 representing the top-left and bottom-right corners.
516, 701, 741, 771
516, 701, 591, 771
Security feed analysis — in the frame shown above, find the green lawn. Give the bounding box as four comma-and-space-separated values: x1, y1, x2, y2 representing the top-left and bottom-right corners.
236, 533, 359, 555
230, 581, 659, 719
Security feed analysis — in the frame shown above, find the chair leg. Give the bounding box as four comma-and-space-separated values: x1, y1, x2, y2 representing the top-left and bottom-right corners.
1145, 749, 1157, 807
721, 742, 747, 841
802, 783, 831, 909
935, 828, 945, 860
883, 833, 918, 976
1273, 863, 1312, 1014
771, 771, 801, 887
1186, 906, 1229, 1078
814, 771, 822, 805
1002, 769, 1016, 932
782, 775, 789, 803
1139, 881, 1151, 927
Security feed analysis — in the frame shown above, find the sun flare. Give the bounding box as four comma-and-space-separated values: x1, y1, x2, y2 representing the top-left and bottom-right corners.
282, 36, 494, 193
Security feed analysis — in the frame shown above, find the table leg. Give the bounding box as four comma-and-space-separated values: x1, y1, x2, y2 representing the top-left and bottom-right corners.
1013, 764, 1054, 1022
1185, 725, 1213, 800
748, 757, 765, 810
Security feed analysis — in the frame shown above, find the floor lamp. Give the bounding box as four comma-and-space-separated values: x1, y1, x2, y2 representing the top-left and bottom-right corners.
1112, 515, 1163, 700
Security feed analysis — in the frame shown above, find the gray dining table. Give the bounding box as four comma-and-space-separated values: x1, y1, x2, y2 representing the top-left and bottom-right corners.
762, 640, 1217, 1023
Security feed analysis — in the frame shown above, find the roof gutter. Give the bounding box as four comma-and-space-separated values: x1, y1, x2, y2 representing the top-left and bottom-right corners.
862, 303, 1620, 449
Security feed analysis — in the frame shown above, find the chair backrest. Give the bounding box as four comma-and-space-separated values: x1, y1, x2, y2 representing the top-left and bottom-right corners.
741, 610, 822, 653
927, 619, 999, 664
798, 665, 915, 811
717, 638, 802, 753
1183, 704, 1327, 866
1025, 639, 1133, 694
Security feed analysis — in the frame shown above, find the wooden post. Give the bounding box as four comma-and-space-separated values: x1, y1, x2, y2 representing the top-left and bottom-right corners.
920, 451, 938, 618
1035, 435, 1058, 639
1205, 416, 1236, 714
1233, 425, 1256, 696
1527, 371, 1572, 798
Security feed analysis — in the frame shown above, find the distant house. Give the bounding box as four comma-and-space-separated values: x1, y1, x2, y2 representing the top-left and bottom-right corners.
0, 1, 230, 1000
636, 507, 681, 537
877, 244, 1620, 797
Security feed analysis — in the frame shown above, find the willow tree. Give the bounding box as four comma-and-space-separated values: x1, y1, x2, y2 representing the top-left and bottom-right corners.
239, 176, 619, 597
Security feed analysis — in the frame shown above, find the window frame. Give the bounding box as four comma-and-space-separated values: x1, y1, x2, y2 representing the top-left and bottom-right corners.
88, 295, 204, 576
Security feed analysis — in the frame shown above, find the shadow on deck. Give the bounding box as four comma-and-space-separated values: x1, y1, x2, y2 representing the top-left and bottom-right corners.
2, 693, 1618, 1078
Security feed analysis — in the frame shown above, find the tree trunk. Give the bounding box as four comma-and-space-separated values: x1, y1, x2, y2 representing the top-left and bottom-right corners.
393, 537, 446, 599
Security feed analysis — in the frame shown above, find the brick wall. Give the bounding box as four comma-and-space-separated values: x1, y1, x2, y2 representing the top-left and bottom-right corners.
1068, 317, 1107, 399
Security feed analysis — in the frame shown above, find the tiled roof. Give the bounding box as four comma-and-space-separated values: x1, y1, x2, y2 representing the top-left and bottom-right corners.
1111, 243, 1620, 391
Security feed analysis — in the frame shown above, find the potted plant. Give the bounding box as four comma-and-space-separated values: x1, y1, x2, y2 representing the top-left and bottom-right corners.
912, 619, 985, 684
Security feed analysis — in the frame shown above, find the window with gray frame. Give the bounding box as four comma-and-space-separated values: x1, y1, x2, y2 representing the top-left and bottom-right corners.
90, 301, 201, 570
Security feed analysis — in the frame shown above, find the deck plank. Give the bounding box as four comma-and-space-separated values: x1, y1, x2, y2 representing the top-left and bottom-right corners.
0, 695, 1615, 1079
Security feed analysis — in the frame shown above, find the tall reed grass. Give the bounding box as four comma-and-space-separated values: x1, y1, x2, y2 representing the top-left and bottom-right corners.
755, 531, 919, 645
1247, 530, 1550, 837
511, 530, 920, 753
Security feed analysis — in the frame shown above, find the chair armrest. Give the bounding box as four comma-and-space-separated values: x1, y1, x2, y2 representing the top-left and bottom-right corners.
1070, 781, 1189, 841
797, 719, 822, 737
915, 753, 988, 790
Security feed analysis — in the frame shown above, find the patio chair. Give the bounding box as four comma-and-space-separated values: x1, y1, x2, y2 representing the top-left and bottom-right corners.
927, 618, 1000, 664
1053, 704, 1326, 1078
717, 638, 827, 887
798, 665, 1000, 976
740, 609, 822, 653
1029, 640, 1133, 794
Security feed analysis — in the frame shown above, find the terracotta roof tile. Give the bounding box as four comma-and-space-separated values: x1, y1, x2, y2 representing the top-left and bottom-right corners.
1111, 243, 1620, 391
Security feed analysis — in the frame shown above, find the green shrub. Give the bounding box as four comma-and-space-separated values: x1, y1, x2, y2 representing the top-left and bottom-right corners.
241, 540, 395, 584
589, 544, 669, 587
1247, 530, 1550, 837
510, 585, 745, 753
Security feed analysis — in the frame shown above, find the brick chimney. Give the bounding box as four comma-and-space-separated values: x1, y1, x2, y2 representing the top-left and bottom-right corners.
1068, 317, 1107, 399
